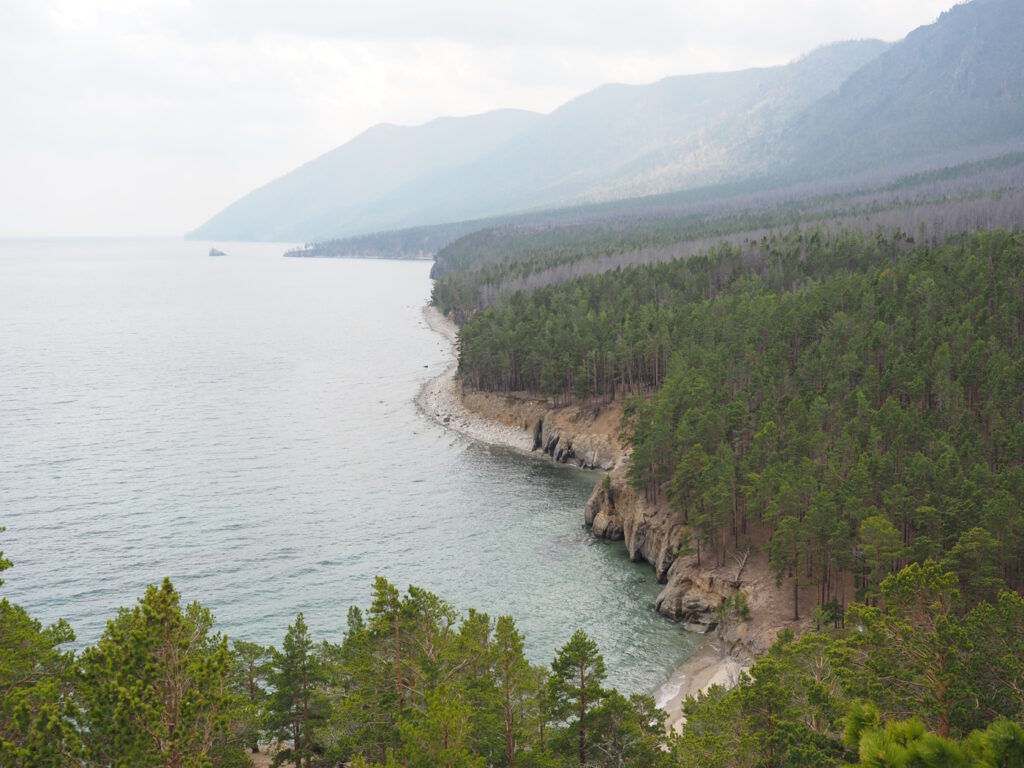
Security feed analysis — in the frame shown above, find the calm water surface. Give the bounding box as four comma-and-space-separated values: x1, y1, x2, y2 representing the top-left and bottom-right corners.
0, 238, 699, 693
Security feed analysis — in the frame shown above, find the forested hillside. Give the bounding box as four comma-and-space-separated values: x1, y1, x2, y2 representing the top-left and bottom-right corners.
437, 223, 1024, 764
456, 228, 1023, 605
430, 153, 1024, 320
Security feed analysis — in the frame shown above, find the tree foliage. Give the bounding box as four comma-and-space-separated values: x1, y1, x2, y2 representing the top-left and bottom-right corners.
456, 228, 1024, 622
76, 578, 240, 768
676, 563, 1024, 767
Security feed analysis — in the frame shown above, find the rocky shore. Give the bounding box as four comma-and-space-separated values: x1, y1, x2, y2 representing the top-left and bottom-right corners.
417, 302, 805, 731
418, 304, 622, 469
585, 459, 807, 730
416, 305, 534, 451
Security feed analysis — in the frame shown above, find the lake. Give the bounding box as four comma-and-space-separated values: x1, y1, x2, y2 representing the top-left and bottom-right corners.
0, 238, 700, 692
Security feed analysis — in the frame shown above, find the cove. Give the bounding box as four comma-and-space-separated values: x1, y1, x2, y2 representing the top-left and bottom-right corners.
0, 237, 699, 692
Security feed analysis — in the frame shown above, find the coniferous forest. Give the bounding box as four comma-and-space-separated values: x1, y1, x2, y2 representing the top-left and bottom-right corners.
1, 557, 672, 768
4, 553, 1024, 767
3, 224, 1023, 766
3, 545, 1024, 766
7, 0, 1024, 766
450, 222, 1023, 766
454, 229, 1024, 607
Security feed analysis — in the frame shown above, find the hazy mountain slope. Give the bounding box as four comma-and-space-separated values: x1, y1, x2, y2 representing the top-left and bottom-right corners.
190, 0, 1024, 244
368, 40, 889, 226
782, 0, 1024, 174
189, 42, 886, 242
187, 109, 541, 242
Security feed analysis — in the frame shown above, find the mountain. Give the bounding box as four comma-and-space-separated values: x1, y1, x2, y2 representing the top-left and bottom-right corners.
187, 109, 541, 242
357, 41, 890, 229
189, 42, 887, 242
190, 0, 1024, 244
781, 0, 1024, 175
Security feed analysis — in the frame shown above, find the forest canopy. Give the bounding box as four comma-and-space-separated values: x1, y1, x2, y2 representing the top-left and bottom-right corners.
453, 229, 1023, 620
2, 543, 1022, 766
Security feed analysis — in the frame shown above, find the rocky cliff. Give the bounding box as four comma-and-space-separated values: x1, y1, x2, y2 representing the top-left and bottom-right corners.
455, 384, 807, 660
584, 459, 810, 658
458, 390, 623, 471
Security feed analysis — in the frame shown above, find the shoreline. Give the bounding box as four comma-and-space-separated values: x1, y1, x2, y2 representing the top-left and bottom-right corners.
416, 304, 534, 452
416, 302, 751, 731
654, 639, 753, 733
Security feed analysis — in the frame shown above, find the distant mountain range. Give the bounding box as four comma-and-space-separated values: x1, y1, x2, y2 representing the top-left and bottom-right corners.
188, 0, 1024, 243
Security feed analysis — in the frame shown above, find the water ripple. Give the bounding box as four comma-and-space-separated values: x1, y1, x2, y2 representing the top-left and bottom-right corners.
0, 238, 699, 693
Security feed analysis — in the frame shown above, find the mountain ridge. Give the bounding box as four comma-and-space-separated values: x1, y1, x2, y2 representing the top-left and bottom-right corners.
188, 108, 542, 242
778, 0, 1024, 176
189, 0, 1024, 243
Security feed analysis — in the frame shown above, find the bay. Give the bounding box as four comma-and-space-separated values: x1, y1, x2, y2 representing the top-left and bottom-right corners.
0, 238, 699, 693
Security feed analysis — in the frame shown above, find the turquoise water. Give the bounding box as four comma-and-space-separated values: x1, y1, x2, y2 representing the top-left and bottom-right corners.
0, 238, 699, 693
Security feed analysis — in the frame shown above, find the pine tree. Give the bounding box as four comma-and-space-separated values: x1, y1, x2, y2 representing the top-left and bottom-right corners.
76, 578, 237, 768
399, 686, 484, 768
845, 563, 966, 739
588, 691, 669, 767
230, 639, 270, 754
547, 628, 608, 765
0, 532, 80, 767
327, 605, 394, 763
267, 613, 328, 768
492, 616, 534, 766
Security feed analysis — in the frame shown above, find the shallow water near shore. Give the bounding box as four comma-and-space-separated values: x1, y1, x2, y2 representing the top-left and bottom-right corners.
0, 238, 700, 693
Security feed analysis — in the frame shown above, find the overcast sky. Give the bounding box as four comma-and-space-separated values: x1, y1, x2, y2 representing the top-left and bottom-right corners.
0, 0, 956, 238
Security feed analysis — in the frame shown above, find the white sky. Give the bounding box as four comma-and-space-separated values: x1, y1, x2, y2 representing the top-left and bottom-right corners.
0, 0, 956, 237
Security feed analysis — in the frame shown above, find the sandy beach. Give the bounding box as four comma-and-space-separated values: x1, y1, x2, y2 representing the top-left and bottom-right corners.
654, 639, 752, 733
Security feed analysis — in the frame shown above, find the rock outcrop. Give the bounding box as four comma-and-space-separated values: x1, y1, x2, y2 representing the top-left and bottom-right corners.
449, 369, 806, 663
585, 459, 802, 659
530, 413, 621, 470
583, 460, 686, 582
585, 481, 623, 540
655, 590, 719, 634
459, 390, 623, 470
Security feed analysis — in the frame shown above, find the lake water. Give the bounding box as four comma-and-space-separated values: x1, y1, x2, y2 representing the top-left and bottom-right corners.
0, 238, 699, 693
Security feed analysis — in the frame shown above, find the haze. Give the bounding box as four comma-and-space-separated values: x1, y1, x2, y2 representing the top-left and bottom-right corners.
0, 0, 954, 238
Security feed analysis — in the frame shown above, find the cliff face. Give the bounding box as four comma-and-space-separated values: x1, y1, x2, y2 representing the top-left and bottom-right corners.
584, 462, 680, 579
585, 458, 807, 658
584, 463, 726, 633
458, 391, 623, 471
455, 385, 806, 659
